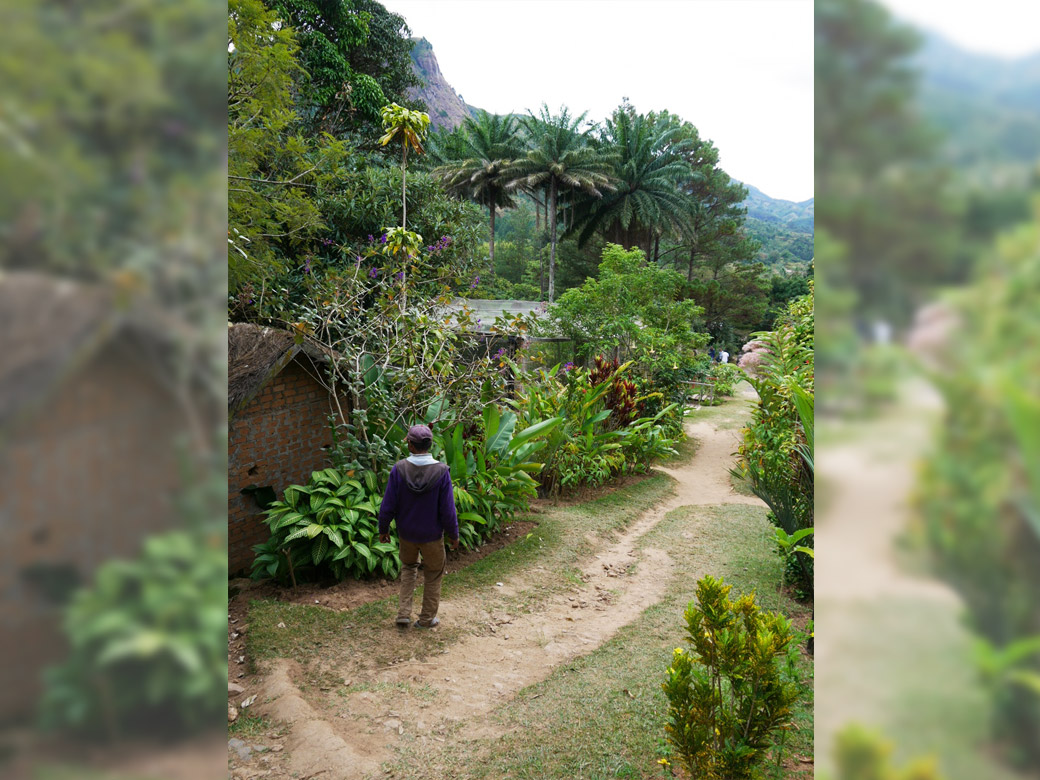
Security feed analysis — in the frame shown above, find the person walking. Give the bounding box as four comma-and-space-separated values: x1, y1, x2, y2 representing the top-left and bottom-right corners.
378, 424, 459, 629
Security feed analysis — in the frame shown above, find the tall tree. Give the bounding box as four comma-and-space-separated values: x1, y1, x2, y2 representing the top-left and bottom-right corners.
509, 105, 615, 301
378, 102, 430, 229
229, 0, 348, 294
816, 0, 959, 323
573, 102, 695, 258
435, 111, 524, 271
270, 0, 419, 136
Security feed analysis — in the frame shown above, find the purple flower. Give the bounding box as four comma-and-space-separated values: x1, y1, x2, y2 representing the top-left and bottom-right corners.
303, 258, 312, 274
380, 234, 387, 244
470, 275, 480, 289
368, 267, 379, 278
494, 348, 505, 358
395, 271, 404, 280
367, 234, 374, 243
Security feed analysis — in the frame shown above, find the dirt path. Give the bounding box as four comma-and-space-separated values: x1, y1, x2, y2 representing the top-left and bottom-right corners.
243, 387, 763, 780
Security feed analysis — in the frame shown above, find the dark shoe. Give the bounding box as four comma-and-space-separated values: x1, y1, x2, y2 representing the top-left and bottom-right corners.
413, 618, 440, 629
395, 617, 411, 628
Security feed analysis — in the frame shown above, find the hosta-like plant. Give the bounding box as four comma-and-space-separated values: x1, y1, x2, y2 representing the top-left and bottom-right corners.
252, 468, 399, 582
40, 530, 227, 737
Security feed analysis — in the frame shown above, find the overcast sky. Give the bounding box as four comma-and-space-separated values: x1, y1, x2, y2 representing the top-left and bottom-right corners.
380, 0, 814, 203
876, 0, 1040, 58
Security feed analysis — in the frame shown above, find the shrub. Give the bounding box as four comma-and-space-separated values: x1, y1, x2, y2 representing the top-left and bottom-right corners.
251, 468, 398, 583
433, 407, 562, 548
709, 363, 745, 396
39, 530, 227, 737
662, 575, 800, 779
735, 288, 814, 596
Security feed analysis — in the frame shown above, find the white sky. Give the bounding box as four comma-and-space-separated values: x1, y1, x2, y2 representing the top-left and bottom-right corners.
876, 0, 1040, 58
381, 0, 814, 203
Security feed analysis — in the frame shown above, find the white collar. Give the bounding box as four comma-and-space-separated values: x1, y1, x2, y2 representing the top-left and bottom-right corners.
406, 454, 438, 466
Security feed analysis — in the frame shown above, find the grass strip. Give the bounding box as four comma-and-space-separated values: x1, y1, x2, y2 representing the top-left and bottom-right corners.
391, 503, 814, 780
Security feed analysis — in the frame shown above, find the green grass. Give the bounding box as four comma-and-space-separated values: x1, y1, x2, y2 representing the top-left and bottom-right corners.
228, 713, 273, 738
246, 474, 676, 673
815, 598, 1025, 780
388, 503, 813, 780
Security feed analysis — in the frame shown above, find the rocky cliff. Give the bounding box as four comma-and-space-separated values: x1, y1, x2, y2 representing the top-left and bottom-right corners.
407, 37, 479, 131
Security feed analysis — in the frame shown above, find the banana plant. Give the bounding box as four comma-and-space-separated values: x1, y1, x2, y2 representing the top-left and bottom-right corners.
433, 408, 563, 548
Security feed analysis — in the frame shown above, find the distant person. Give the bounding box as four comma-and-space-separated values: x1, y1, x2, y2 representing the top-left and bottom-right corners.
708, 347, 716, 362
378, 425, 459, 629
719, 349, 729, 364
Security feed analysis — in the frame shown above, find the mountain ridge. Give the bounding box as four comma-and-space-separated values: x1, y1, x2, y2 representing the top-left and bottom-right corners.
407, 37, 479, 131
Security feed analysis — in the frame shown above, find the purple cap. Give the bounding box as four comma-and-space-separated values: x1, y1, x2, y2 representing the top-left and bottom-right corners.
406, 424, 433, 448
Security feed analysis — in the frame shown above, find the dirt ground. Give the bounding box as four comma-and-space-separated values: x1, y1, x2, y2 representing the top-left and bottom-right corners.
228, 386, 772, 780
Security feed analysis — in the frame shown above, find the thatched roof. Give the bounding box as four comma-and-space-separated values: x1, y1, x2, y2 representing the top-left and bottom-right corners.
228, 323, 339, 416
0, 272, 119, 434
0, 271, 216, 439
228, 323, 300, 414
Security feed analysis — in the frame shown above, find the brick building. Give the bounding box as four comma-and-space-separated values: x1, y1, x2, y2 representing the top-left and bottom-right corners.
228, 324, 350, 575
0, 272, 220, 724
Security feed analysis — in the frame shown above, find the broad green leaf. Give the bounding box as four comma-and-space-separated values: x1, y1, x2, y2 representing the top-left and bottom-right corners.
510, 417, 563, 451
459, 511, 487, 525
483, 404, 501, 439
313, 536, 328, 566
324, 527, 344, 548
425, 395, 449, 424
486, 410, 516, 456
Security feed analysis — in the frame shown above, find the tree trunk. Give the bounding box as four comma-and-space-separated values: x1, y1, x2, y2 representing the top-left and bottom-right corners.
548, 178, 558, 302
539, 251, 545, 299
653, 235, 660, 264
688, 246, 695, 283
401, 144, 408, 229
489, 197, 496, 276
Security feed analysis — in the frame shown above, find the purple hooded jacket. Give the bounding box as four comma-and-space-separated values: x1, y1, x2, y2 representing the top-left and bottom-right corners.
378, 457, 459, 544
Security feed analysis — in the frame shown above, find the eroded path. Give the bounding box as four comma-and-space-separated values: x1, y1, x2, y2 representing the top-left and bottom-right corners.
241, 386, 762, 780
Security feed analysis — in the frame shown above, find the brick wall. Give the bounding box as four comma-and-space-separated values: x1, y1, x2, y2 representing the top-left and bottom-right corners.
228, 357, 349, 575
2, 341, 190, 723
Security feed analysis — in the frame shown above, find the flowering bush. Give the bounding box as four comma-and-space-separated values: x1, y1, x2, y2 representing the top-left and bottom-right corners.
508, 360, 680, 496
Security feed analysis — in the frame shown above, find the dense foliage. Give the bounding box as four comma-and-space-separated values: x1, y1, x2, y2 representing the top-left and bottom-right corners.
508, 360, 681, 496
914, 207, 1040, 767
735, 286, 815, 596
40, 531, 227, 737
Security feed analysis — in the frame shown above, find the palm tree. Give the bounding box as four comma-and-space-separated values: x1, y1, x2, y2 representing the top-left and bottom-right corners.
508, 104, 616, 302
378, 102, 430, 228
572, 105, 696, 260
434, 111, 524, 272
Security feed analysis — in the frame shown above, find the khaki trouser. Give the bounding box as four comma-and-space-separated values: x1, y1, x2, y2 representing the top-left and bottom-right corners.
397, 538, 446, 625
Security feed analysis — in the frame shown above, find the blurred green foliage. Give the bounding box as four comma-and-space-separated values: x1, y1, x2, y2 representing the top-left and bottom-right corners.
829, 724, 944, 780
39, 531, 227, 738
914, 204, 1040, 768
